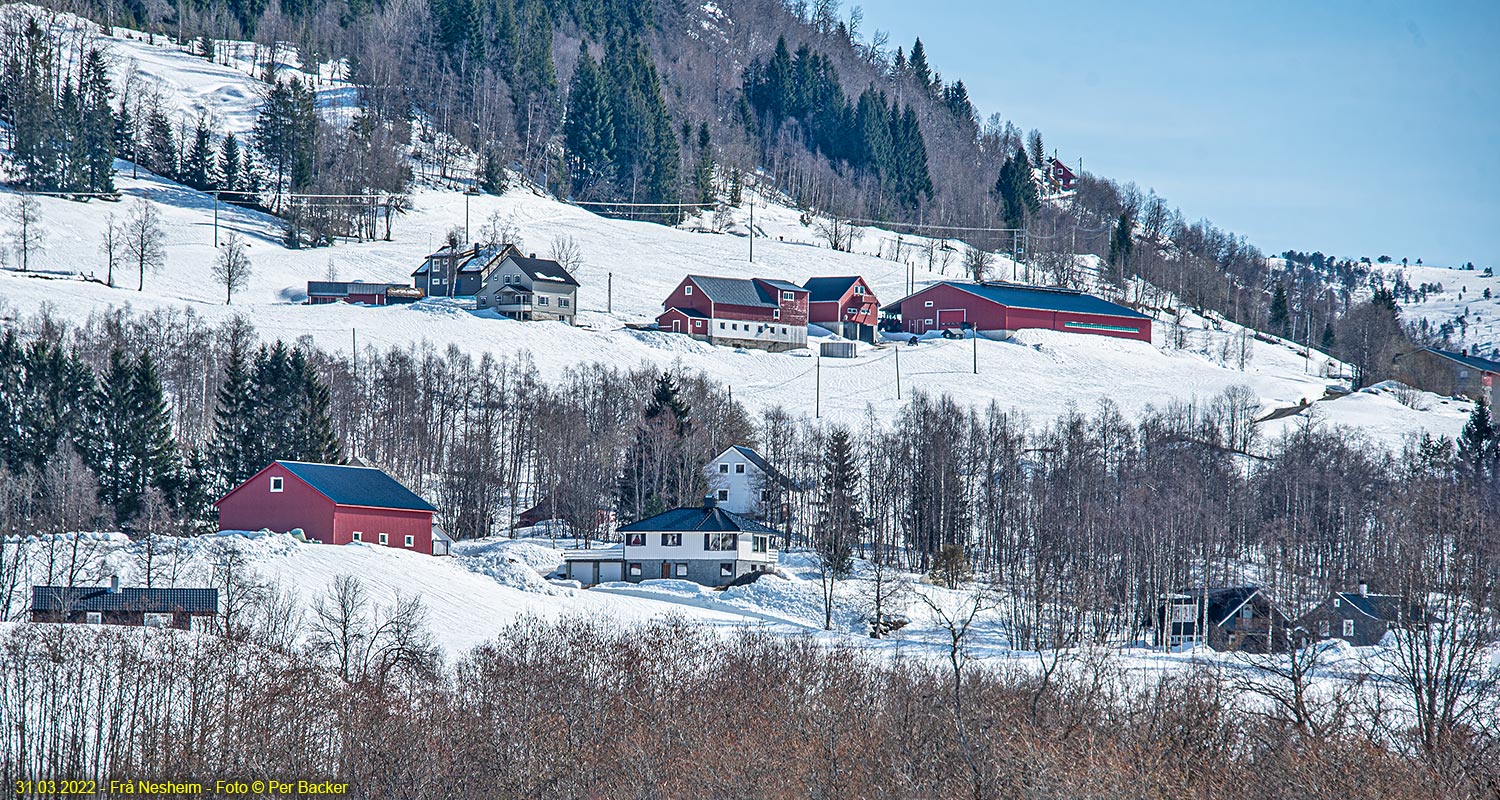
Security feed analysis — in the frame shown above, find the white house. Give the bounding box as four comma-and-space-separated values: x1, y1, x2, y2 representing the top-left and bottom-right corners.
705, 445, 796, 516
475, 253, 580, 324
562, 496, 779, 587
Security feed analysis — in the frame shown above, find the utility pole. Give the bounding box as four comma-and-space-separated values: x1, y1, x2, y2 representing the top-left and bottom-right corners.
748, 202, 755, 262
213, 192, 219, 247
894, 344, 901, 400
815, 349, 821, 419
464, 186, 478, 242
352, 328, 358, 383
608, 272, 613, 314
972, 327, 978, 374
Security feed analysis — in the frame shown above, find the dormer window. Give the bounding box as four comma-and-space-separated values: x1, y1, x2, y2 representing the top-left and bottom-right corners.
270, 476, 283, 493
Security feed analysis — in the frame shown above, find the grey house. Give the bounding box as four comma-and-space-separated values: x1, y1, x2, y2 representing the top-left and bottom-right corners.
1149, 586, 1292, 653
1393, 346, 1500, 406
475, 253, 580, 324
412, 243, 518, 298
563, 496, 778, 587
1295, 583, 1436, 647
32, 579, 218, 631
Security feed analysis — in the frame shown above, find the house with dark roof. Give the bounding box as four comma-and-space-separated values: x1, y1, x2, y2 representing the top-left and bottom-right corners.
562, 495, 780, 586
1394, 346, 1500, 406
475, 252, 580, 324
32, 578, 218, 631
1148, 586, 1292, 653
882, 281, 1152, 342
657, 275, 809, 352
412, 242, 519, 298
216, 461, 452, 556
705, 445, 805, 521
306, 281, 422, 306
803, 276, 880, 343
1295, 583, 1437, 648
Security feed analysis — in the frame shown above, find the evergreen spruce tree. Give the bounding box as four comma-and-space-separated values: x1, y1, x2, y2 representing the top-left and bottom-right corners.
1458, 398, 1496, 481
855, 88, 893, 182
1268, 285, 1290, 337
908, 37, 931, 89
814, 428, 862, 630
1107, 210, 1134, 283
0, 331, 23, 470
14, 340, 97, 472
92, 349, 137, 515
478, 145, 508, 194
145, 107, 177, 179
563, 45, 615, 196
218, 132, 243, 198
295, 356, 343, 464
994, 146, 1036, 230
4, 17, 58, 190
1320, 321, 1336, 353
128, 352, 183, 516
183, 117, 215, 189
79, 47, 117, 193
210, 341, 257, 489
694, 123, 714, 207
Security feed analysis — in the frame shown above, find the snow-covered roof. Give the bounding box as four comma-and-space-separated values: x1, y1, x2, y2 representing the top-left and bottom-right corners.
507, 254, 579, 287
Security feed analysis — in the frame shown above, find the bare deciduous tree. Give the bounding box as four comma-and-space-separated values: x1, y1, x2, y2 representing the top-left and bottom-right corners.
212, 232, 252, 304
122, 198, 165, 291
6, 194, 45, 272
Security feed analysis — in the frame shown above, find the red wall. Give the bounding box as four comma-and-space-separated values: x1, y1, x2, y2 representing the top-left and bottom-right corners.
332, 505, 434, 552
663, 278, 808, 325
664, 278, 713, 316
657, 308, 708, 334
217, 463, 437, 553
808, 278, 879, 326
216, 463, 335, 541
897, 285, 1152, 342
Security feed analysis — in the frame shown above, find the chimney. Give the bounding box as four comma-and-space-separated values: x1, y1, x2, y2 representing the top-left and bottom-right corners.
109, 575, 120, 593
1358, 581, 1368, 597
530, 253, 537, 259
704, 493, 718, 509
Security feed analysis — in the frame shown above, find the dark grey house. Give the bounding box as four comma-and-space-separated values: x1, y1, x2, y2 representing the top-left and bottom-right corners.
563, 496, 779, 587
1295, 583, 1436, 647
1393, 346, 1500, 406
412, 242, 519, 298
31, 580, 218, 631
475, 253, 579, 324
1150, 586, 1292, 653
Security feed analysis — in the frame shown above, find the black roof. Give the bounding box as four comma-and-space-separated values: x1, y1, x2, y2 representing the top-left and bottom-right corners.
687, 275, 806, 308
1417, 347, 1500, 374
507, 254, 579, 286
275, 461, 438, 512
33, 585, 218, 614
1330, 591, 1437, 624
802, 276, 862, 303
618, 502, 780, 534
1161, 586, 1272, 627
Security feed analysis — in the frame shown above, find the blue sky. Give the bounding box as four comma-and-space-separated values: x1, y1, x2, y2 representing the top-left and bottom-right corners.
852, 0, 1500, 268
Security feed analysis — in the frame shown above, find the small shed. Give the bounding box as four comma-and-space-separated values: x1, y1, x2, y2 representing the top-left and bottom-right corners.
820, 341, 856, 359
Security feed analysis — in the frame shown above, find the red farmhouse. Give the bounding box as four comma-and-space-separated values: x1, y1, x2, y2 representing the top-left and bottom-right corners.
216, 461, 451, 555
1048, 158, 1078, 191
883, 281, 1152, 343
658, 275, 809, 352
802, 276, 880, 343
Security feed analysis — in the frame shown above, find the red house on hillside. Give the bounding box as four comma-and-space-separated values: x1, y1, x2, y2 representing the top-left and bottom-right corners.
216, 461, 451, 556
803, 276, 880, 343
883, 281, 1152, 343
657, 275, 809, 351
1048, 158, 1078, 191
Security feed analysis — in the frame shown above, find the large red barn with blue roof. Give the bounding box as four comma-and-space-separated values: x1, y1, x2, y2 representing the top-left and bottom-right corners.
883, 281, 1152, 343
216, 461, 450, 555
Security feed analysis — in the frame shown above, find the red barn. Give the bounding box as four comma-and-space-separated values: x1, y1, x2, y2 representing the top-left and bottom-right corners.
803, 276, 880, 343
657, 275, 809, 351
883, 281, 1152, 343
216, 461, 450, 555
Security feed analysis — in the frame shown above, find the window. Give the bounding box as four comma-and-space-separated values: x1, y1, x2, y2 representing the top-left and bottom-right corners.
675, 563, 689, 577
735, 464, 746, 474
628, 562, 642, 577
352, 531, 363, 541
720, 563, 734, 578
719, 463, 729, 473
404, 534, 415, 547
761, 489, 772, 501
1333, 598, 1340, 608
773, 309, 781, 320
717, 490, 729, 501
719, 322, 726, 330
1239, 607, 1252, 620
854, 285, 865, 295
626, 533, 646, 547
379, 533, 389, 545
684, 285, 693, 295
925, 300, 934, 307
705, 533, 737, 550
270, 476, 283, 493
85, 611, 102, 625
537, 296, 549, 306
752, 535, 769, 553
559, 298, 570, 308
1342, 619, 1355, 638
1460, 369, 1470, 378
143, 613, 172, 628
781, 291, 795, 301
1319, 619, 1330, 637
662, 533, 682, 547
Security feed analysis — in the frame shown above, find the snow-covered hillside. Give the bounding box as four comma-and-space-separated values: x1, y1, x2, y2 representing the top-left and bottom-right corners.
0, 2, 1471, 447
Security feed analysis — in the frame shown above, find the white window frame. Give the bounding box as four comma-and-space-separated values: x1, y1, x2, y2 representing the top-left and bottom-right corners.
854, 285, 865, 295
735, 463, 746, 474
773, 309, 781, 320
270, 476, 283, 493
719, 463, 729, 473
404, 534, 415, 547
85, 611, 103, 625
626, 533, 646, 547
717, 489, 729, 501
1342, 619, 1355, 638
628, 562, 642, 577
662, 533, 682, 547
752, 535, 769, 554
1333, 598, 1340, 608
379, 533, 389, 545
924, 300, 934, 307
720, 563, 734, 578
143, 613, 172, 628
781, 291, 795, 301
537, 296, 549, 306
675, 563, 689, 578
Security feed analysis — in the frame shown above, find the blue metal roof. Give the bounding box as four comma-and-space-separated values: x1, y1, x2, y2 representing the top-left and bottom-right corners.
33, 585, 219, 614
1423, 347, 1500, 374
278, 461, 437, 512
940, 282, 1149, 319
802, 276, 860, 302
618, 503, 780, 534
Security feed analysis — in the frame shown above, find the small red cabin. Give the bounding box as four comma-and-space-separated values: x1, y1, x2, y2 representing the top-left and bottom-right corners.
1048, 158, 1077, 191
803, 276, 880, 343
216, 461, 449, 555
